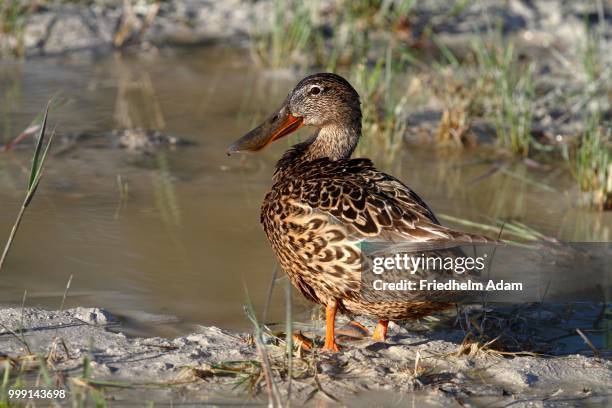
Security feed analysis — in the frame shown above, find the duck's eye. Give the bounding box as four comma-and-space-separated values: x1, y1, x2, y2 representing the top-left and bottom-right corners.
309, 86, 322, 96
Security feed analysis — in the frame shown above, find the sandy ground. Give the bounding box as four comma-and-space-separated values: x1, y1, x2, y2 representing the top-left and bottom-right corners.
1, 306, 610, 406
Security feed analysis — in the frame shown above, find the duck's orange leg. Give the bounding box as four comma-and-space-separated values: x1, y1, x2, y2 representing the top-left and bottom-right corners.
372, 319, 389, 342
323, 300, 340, 352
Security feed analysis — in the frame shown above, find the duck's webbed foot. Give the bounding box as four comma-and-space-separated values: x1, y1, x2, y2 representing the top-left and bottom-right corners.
372, 319, 389, 342
336, 320, 370, 338
292, 331, 313, 351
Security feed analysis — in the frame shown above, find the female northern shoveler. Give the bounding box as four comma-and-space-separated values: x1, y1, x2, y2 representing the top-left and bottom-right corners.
228, 73, 492, 351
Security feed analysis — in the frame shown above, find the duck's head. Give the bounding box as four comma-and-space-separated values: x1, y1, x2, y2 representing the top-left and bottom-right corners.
228, 73, 361, 159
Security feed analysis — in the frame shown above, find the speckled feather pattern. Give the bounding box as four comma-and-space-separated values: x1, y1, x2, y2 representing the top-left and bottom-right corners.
261, 145, 494, 320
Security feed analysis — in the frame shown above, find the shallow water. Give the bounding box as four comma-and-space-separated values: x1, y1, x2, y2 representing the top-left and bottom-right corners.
0, 47, 610, 336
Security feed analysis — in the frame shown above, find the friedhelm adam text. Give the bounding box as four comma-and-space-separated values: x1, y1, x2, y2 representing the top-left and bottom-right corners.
372, 279, 523, 291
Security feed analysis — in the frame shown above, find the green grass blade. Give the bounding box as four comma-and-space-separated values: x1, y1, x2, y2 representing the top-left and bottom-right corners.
28, 104, 49, 190
24, 126, 55, 207
0, 105, 55, 273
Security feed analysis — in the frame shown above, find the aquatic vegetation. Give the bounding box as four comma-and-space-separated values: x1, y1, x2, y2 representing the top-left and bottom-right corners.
323, 0, 417, 71
431, 67, 482, 148
250, 0, 319, 68
563, 112, 611, 210
0, 0, 28, 57
250, 0, 414, 69
425, 31, 537, 155
343, 0, 416, 24
542, 22, 610, 136
470, 37, 535, 156
351, 52, 407, 170
557, 24, 611, 210
428, 22, 610, 210
581, 20, 607, 85
0, 104, 54, 272
492, 61, 535, 157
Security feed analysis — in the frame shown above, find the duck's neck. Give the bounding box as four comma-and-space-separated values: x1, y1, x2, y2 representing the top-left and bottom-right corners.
274, 119, 361, 180
303, 122, 361, 161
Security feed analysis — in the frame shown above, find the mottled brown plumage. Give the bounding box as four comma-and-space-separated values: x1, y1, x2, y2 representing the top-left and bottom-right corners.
229, 73, 495, 351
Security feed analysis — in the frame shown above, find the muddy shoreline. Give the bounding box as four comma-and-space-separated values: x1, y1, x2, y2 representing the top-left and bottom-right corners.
1, 306, 610, 405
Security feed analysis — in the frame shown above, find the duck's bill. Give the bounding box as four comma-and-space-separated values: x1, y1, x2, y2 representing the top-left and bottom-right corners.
227, 104, 303, 155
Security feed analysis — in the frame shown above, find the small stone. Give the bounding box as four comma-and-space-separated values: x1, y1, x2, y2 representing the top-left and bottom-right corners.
74, 307, 116, 325
319, 362, 336, 374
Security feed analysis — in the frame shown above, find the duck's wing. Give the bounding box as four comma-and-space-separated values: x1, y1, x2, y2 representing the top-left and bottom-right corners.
265, 158, 497, 302
290, 157, 495, 245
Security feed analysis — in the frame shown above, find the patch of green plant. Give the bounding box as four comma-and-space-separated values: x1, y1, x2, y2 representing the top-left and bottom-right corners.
250, 0, 416, 70
325, 0, 418, 70
0, 103, 54, 272
351, 49, 406, 170
563, 112, 611, 210
581, 19, 606, 84
340, 0, 416, 27
322, 6, 371, 72
0, 0, 25, 35
471, 36, 535, 156
426, 30, 539, 153
250, 0, 318, 68
0, 0, 30, 56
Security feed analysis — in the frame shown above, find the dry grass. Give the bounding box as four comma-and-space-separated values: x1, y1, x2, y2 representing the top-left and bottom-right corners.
432, 69, 481, 148
454, 309, 542, 358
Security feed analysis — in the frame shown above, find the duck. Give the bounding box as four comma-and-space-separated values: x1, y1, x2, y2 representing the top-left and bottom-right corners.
228, 73, 494, 351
